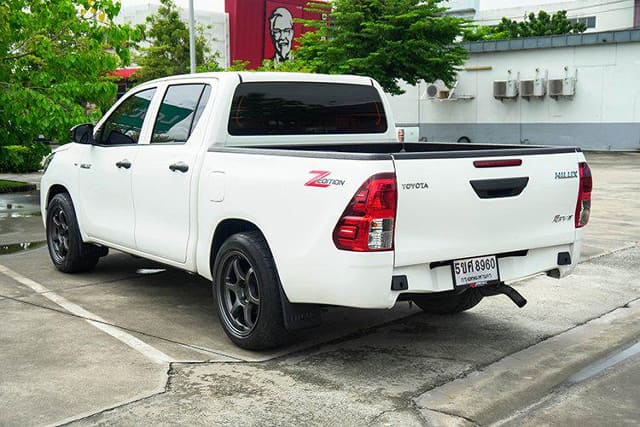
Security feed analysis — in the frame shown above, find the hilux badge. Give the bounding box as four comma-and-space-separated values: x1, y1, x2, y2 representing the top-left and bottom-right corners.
555, 171, 578, 179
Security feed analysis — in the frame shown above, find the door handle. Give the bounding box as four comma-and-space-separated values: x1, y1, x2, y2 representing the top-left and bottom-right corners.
169, 162, 189, 173
470, 177, 529, 199
115, 159, 132, 169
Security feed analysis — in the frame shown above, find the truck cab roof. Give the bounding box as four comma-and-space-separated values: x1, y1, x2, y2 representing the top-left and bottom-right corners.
144, 71, 375, 87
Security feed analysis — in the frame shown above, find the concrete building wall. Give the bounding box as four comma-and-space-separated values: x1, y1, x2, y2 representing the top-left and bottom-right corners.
116, 4, 228, 67
445, 0, 637, 32
389, 31, 640, 150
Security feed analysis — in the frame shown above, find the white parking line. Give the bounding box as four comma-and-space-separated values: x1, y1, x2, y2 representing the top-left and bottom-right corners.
0, 263, 173, 365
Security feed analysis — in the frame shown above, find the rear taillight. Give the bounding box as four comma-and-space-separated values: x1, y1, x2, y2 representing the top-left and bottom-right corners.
333, 173, 397, 251
575, 162, 592, 228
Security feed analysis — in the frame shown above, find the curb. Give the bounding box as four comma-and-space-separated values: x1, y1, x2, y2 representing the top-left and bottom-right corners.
0, 183, 37, 194
413, 299, 640, 426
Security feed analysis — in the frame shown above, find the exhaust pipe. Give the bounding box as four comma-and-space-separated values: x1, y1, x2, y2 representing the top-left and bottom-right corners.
479, 283, 527, 308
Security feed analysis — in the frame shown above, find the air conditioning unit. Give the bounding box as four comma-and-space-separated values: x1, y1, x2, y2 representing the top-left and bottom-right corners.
549, 77, 576, 99
520, 80, 534, 98
494, 80, 518, 100
425, 80, 450, 100
520, 77, 546, 100
548, 79, 563, 97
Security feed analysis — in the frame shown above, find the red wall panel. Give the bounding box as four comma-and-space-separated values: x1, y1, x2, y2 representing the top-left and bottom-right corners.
226, 0, 323, 68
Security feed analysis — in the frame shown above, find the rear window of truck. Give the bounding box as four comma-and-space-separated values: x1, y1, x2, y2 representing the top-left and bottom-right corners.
228, 82, 387, 136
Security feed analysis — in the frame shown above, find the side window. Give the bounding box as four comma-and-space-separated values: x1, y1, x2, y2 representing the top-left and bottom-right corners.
151, 84, 211, 144
98, 88, 156, 145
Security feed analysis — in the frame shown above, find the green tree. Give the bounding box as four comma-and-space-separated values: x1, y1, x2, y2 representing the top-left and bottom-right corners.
464, 10, 587, 41
292, 0, 468, 95
136, 0, 222, 81
257, 58, 314, 72
0, 0, 143, 146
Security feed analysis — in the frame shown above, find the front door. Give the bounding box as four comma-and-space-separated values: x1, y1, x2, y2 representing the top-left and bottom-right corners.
78, 88, 157, 248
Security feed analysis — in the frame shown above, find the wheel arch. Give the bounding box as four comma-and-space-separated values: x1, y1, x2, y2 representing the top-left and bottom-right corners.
208, 218, 322, 334
45, 184, 87, 240
209, 218, 265, 276
46, 184, 70, 207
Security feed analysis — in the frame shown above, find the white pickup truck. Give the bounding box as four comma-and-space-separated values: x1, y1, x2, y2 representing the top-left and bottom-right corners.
41, 72, 592, 349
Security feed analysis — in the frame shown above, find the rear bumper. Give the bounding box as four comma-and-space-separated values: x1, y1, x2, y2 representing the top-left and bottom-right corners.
393, 241, 582, 298
282, 235, 583, 310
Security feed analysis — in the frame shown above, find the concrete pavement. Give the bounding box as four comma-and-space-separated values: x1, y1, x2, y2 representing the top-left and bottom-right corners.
0, 191, 43, 247
64, 246, 640, 426
414, 298, 640, 425
579, 152, 640, 260
0, 151, 639, 426
507, 344, 640, 427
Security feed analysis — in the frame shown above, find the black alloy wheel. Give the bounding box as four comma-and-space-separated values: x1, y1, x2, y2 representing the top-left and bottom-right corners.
46, 192, 103, 273
212, 231, 288, 350
49, 206, 70, 264
218, 251, 261, 337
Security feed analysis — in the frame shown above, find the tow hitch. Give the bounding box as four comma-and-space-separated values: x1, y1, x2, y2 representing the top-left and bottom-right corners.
479, 283, 527, 308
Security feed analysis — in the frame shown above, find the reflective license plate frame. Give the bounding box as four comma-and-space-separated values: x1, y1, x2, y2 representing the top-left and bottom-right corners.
452, 255, 500, 289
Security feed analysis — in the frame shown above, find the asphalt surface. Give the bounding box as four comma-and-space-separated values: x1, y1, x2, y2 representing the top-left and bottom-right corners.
0, 152, 638, 426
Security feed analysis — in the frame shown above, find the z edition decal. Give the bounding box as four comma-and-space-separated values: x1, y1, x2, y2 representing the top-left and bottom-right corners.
304, 170, 345, 188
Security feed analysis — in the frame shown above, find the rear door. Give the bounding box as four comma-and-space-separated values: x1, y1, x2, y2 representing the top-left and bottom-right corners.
132, 82, 212, 263
392, 150, 581, 267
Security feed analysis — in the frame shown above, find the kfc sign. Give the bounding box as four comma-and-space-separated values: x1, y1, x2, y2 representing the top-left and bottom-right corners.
226, 0, 324, 68
268, 7, 294, 62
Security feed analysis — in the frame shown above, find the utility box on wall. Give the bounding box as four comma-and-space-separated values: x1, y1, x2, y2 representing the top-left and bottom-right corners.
225, 0, 324, 68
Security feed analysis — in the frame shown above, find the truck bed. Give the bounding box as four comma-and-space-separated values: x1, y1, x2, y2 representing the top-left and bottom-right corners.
203, 140, 584, 308
209, 142, 580, 159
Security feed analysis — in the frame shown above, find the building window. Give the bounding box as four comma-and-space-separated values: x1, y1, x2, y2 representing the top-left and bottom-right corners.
569, 16, 596, 29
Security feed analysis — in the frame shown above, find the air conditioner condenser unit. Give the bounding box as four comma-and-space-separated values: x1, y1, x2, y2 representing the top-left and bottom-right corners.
494, 80, 518, 100
549, 76, 576, 99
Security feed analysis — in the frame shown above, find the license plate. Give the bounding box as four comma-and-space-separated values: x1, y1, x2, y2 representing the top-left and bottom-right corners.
453, 255, 499, 288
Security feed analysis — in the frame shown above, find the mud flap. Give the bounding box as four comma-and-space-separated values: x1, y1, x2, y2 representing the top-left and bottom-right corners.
279, 287, 322, 330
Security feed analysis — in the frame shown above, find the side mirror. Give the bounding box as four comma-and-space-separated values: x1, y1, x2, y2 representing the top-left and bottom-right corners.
70, 123, 95, 144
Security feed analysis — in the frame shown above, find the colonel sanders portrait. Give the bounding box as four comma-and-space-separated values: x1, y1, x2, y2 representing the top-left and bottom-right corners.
269, 7, 294, 62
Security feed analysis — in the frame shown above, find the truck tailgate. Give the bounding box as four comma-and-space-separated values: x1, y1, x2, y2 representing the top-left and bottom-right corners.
392, 152, 581, 267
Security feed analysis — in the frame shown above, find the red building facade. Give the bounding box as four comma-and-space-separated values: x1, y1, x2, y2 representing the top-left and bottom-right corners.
225, 0, 324, 68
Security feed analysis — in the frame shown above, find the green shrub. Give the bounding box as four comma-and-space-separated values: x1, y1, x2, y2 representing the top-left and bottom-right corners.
0, 143, 51, 173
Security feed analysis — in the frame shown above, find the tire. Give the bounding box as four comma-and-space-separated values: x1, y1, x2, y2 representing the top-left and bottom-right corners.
412, 288, 483, 315
46, 193, 102, 273
212, 231, 288, 350
457, 136, 471, 143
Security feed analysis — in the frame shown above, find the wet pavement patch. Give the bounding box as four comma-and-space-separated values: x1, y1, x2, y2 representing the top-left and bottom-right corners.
568, 340, 640, 384
0, 192, 41, 218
